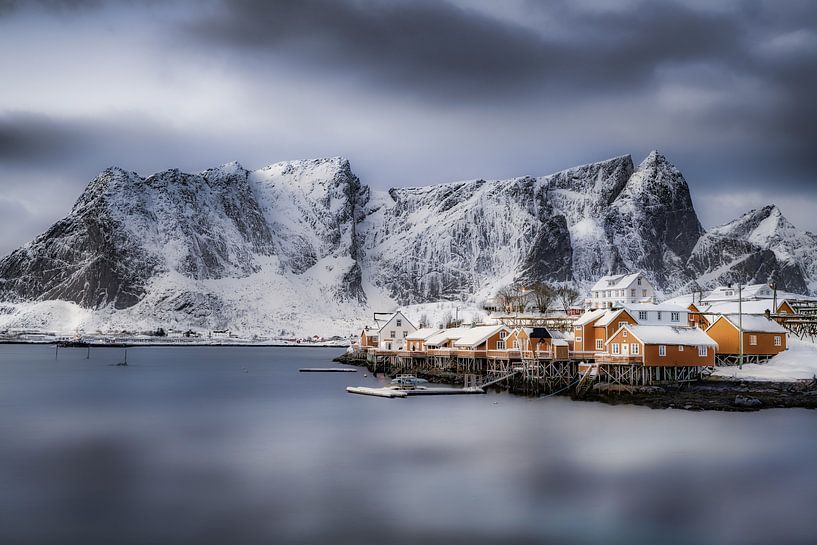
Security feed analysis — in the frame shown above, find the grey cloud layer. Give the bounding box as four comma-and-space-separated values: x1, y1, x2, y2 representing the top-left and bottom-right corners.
0, 0, 815, 255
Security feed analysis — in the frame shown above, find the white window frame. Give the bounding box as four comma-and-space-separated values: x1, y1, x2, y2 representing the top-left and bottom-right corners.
630, 343, 639, 355
638, 311, 647, 321
750, 335, 758, 346
499, 330, 507, 339
396, 319, 402, 327
678, 345, 684, 352
596, 339, 603, 351
497, 340, 506, 350
658, 345, 666, 357
623, 330, 628, 338
671, 312, 680, 322
698, 345, 708, 357
657, 311, 662, 321
619, 321, 627, 330
774, 336, 782, 346
576, 336, 583, 343
390, 331, 396, 338
403, 331, 408, 338
611, 343, 620, 355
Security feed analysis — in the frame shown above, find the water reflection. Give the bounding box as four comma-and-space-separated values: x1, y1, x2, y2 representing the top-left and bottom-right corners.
0, 345, 815, 544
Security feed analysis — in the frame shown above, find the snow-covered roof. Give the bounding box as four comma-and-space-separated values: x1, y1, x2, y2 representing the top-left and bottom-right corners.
702, 284, 774, 302
621, 303, 688, 313
590, 272, 643, 292
595, 308, 633, 327
405, 328, 442, 341
550, 330, 573, 341
711, 314, 787, 334
552, 339, 569, 347
453, 325, 509, 348
611, 325, 717, 347
425, 327, 472, 347
574, 308, 608, 326
703, 300, 786, 316
661, 294, 705, 308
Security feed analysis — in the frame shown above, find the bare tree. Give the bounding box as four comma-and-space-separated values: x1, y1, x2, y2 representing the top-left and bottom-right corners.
529, 282, 555, 314
555, 284, 581, 314
496, 284, 527, 313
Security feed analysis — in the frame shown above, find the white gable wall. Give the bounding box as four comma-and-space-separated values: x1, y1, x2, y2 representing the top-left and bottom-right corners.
377, 311, 417, 350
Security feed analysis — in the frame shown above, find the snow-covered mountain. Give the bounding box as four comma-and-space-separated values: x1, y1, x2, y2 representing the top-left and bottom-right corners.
0, 152, 813, 336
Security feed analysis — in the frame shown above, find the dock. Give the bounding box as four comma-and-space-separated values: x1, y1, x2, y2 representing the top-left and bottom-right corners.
300, 367, 358, 372
346, 386, 484, 398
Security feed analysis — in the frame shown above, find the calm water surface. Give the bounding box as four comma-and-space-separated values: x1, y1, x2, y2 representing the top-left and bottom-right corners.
0, 345, 815, 545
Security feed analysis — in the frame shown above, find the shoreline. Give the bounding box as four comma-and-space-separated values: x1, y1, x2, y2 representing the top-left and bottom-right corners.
1, 340, 350, 349
333, 353, 817, 411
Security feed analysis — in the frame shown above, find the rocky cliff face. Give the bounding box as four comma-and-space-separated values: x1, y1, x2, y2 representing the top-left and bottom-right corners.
0, 152, 813, 335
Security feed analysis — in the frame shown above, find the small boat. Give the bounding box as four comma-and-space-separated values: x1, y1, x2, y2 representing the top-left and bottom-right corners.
390, 374, 428, 386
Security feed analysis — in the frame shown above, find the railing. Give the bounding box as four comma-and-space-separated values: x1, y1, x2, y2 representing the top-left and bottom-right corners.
596, 354, 642, 364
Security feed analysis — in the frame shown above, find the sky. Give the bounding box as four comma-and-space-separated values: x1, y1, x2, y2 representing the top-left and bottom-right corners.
0, 0, 816, 256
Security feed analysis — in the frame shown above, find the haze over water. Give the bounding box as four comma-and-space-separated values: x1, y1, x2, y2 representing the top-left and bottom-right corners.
0, 345, 815, 545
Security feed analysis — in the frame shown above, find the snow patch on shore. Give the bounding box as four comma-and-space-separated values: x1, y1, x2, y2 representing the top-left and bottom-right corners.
712, 339, 817, 382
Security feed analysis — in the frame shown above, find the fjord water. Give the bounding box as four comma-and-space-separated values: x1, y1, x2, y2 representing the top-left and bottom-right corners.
0, 345, 815, 545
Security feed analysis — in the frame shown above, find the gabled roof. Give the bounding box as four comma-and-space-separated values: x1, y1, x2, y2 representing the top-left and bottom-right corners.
608, 325, 717, 347
595, 308, 634, 327
590, 272, 644, 292
425, 327, 472, 347
552, 339, 569, 347
574, 308, 607, 326
374, 311, 415, 331
708, 314, 787, 334
453, 325, 509, 348
405, 328, 442, 341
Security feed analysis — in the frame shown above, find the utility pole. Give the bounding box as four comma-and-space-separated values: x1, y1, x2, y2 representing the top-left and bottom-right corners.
738, 283, 744, 369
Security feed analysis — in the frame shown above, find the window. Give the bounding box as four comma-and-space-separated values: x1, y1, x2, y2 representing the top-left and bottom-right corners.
499, 330, 507, 339
659, 345, 666, 357
497, 340, 506, 350
596, 339, 603, 350
657, 311, 662, 320
623, 330, 628, 338
576, 336, 583, 343
774, 336, 782, 346
750, 335, 757, 346
637, 278, 642, 286
642, 290, 647, 297
612, 343, 620, 354
698, 345, 708, 357
631, 343, 640, 355
403, 331, 408, 338
671, 312, 680, 322
396, 319, 402, 327
619, 321, 627, 330
678, 345, 684, 352
639, 311, 647, 321
513, 340, 519, 349
390, 331, 396, 338
631, 289, 636, 297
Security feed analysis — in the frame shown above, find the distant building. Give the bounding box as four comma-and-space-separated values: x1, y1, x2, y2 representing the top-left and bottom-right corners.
621, 303, 689, 326
405, 328, 442, 352
358, 327, 379, 348
588, 272, 655, 309
211, 329, 230, 339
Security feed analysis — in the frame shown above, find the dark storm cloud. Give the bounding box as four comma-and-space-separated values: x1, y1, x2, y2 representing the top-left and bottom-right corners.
186, 0, 745, 100
180, 0, 817, 182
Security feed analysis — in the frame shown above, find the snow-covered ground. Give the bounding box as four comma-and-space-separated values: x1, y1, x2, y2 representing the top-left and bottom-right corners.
399, 300, 495, 329
711, 339, 817, 382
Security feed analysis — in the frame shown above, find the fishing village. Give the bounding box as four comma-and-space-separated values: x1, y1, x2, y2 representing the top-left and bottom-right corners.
339, 272, 817, 410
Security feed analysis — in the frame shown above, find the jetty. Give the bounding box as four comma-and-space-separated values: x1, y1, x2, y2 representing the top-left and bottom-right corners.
299, 367, 357, 372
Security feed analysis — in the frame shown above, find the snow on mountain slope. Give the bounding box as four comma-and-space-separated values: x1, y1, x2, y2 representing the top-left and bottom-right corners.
708, 205, 817, 293
0, 151, 814, 336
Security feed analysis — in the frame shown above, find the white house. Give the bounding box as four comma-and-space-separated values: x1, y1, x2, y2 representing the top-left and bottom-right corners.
622, 303, 689, 326
702, 284, 775, 303
588, 272, 655, 309
374, 311, 417, 351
